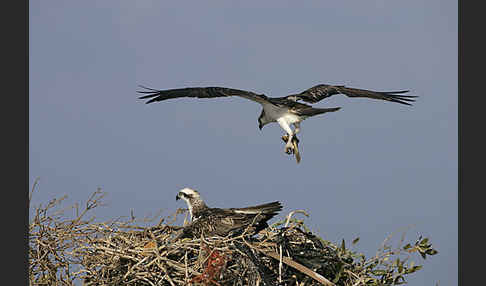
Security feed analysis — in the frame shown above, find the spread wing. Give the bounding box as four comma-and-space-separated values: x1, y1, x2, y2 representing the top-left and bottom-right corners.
137, 85, 269, 105
290, 84, 416, 106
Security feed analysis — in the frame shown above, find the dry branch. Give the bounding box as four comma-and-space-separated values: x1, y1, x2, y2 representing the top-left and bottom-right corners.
29, 189, 438, 286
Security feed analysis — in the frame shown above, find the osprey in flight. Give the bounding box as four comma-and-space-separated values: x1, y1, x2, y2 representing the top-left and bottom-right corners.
138, 84, 416, 156
175, 188, 282, 239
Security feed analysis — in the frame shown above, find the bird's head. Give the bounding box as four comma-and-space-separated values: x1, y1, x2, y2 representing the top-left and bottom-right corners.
258, 110, 269, 130
176, 187, 201, 203
176, 187, 206, 221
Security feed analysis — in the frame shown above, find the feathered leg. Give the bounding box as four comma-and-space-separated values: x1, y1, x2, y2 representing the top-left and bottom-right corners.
293, 122, 301, 135
277, 118, 294, 154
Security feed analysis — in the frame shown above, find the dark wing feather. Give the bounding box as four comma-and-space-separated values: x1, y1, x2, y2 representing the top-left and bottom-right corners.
268, 97, 315, 109
137, 85, 268, 104
291, 84, 417, 106
269, 97, 342, 117
178, 210, 253, 238
179, 202, 282, 239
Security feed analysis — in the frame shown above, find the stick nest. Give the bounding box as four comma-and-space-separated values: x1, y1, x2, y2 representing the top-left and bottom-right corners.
29, 188, 438, 286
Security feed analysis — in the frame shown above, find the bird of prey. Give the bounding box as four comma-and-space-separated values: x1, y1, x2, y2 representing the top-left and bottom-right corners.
175, 188, 282, 239
138, 84, 416, 155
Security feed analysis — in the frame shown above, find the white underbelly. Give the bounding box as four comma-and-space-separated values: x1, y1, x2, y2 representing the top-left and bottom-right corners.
284, 113, 301, 124
263, 103, 301, 124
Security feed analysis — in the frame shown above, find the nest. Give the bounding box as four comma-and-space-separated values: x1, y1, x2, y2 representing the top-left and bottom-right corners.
78, 210, 351, 286
29, 188, 438, 286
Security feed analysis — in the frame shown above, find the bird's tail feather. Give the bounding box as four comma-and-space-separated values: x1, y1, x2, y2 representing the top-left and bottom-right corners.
296, 107, 341, 117
232, 201, 282, 215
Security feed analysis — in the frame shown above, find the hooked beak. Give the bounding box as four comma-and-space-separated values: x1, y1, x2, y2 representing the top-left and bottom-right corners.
175, 193, 180, 201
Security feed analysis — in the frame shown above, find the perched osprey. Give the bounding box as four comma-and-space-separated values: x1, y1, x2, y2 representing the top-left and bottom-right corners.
138, 84, 416, 155
175, 188, 282, 238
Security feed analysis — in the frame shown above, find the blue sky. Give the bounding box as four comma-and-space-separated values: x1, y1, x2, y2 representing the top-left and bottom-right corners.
30, 1, 457, 285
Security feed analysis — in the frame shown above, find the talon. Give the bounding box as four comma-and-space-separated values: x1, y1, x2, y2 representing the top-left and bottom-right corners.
285, 145, 294, 154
